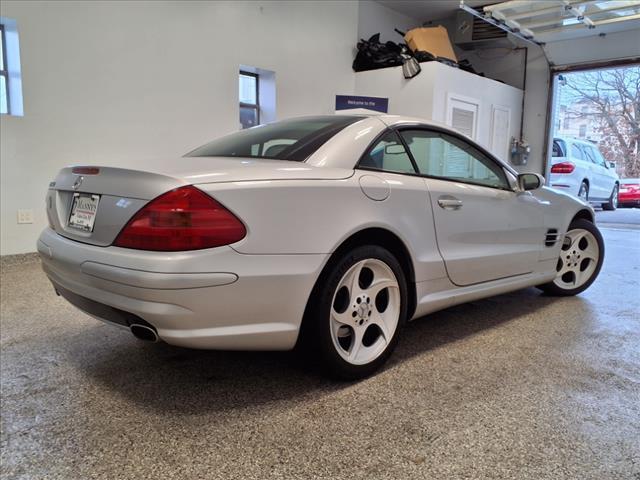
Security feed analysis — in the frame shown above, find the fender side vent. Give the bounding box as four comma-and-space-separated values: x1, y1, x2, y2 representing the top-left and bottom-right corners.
545, 229, 559, 247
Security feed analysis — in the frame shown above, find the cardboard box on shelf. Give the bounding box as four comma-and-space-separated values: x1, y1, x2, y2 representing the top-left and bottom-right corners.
405, 26, 457, 62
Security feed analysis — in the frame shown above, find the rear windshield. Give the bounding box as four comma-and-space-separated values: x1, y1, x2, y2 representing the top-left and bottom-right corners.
186, 116, 361, 161
552, 139, 566, 157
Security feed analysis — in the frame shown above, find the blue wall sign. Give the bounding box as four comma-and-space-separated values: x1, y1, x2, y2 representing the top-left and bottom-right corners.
335, 95, 389, 113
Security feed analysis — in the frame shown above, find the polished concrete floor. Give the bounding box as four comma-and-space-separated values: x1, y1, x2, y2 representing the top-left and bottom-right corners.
1, 227, 639, 480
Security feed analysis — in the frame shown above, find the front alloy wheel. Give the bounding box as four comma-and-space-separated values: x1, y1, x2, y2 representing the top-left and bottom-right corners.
302, 245, 407, 379
537, 218, 604, 296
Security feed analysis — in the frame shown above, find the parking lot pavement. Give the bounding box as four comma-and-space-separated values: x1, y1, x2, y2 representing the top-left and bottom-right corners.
595, 207, 640, 228
1, 227, 639, 480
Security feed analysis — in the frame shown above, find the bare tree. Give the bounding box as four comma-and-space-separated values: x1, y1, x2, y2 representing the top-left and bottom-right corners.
562, 65, 640, 177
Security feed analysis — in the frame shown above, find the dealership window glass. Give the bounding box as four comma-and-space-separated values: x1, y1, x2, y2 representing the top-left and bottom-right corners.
400, 129, 508, 189
239, 71, 259, 129
0, 24, 8, 114
359, 131, 416, 174
186, 116, 360, 161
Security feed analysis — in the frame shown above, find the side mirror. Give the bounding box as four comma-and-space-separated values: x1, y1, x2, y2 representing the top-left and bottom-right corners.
608, 161, 616, 169
518, 173, 545, 191
384, 144, 405, 155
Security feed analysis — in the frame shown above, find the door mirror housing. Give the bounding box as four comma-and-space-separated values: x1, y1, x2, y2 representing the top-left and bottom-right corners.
518, 173, 545, 191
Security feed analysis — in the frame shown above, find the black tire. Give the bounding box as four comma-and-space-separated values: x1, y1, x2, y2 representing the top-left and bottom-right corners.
602, 184, 618, 211
578, 181, 589, 202
299, 245, 408, 380
537, 218, 604, 296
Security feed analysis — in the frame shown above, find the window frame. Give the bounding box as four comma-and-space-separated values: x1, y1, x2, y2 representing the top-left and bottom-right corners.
0, 23, 10, 115
578, 124, 587, 138
356, 125, 514, 192
356, 129, 419, 176
552, 139, 566, 157
588, 145, 607, 168
582, 144, 598, 165
570, 142, 584, 160
239, 70, 259, 128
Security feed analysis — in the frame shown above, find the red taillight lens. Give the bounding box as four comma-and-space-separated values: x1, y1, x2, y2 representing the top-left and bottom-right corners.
550, 161, 575, 174
72, 166, 100, 175
113, 186, 246, 251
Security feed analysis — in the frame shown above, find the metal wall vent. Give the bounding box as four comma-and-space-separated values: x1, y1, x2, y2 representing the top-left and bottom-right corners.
472, 16, 508, 41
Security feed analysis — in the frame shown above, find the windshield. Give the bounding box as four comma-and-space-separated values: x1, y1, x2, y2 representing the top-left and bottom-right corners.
186, 116, 361, 161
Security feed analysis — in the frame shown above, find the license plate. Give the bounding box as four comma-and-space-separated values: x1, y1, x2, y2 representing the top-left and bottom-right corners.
68, 193, 100, 232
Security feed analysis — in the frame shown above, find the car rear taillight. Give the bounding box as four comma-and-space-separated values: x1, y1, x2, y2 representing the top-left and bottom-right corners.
72, 166, 100, 175
550, 161, 575, 174
113, 186, 246, 251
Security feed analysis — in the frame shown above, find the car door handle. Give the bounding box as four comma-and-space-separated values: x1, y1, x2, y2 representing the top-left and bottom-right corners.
437, 196, 463, 210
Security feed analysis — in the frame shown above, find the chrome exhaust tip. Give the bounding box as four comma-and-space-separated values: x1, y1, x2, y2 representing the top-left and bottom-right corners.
130, 324, 158, 342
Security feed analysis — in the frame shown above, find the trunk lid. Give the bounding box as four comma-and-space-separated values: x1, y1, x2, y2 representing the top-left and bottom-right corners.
46, 158, 353, 247
158, 156, 354, 184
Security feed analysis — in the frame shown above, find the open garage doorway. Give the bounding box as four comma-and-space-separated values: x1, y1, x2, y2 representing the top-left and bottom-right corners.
546, 61, 640, 227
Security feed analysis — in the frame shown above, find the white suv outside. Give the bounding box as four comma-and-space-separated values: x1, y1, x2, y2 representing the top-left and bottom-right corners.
549, 137, 619, 210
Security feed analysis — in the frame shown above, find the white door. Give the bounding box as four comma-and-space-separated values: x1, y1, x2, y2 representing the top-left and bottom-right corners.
585, 144, 616, 199
490, 105, 511, 162
398, 128, 546, 286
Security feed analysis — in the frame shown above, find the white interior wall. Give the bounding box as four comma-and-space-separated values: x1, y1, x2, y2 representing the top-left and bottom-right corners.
357, 0, 419, 43
455, 46, 527, 90
0, 0, 360, 255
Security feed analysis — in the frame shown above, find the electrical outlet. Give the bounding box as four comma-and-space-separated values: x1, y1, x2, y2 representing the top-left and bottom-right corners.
17, 209, 34, 224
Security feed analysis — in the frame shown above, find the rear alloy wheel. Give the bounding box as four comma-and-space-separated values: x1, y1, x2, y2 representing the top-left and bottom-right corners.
537, 218, 604, 296
602, 185, 618, 211
303, 246, 407, 379
577, 181, 589, 202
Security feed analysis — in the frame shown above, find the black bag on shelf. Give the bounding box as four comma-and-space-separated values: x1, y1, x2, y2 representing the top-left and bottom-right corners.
352, 33, 404, 72
412, 50, 436, 63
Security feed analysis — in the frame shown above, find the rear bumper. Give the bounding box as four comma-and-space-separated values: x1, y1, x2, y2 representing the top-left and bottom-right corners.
618, 194, 640, 207
38, 228, 327, 350
549, 175, 580, 195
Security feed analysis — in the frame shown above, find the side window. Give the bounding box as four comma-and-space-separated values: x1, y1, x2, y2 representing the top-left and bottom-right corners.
552, 140, 566, 157
399, 129, 509, 189
571, 143, 584, 160
590, 147, 607, 168
359, 131, 416, 174
239, 71, 260, 129
582, 145, 597, 164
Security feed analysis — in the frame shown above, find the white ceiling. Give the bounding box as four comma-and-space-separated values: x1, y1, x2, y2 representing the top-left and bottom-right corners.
376, 0, 486, 23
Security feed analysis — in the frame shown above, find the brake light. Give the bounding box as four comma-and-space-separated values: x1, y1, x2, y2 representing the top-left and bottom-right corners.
550, 162, 575, 174
113, 186, 246, 251
72, 166, 100, 175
